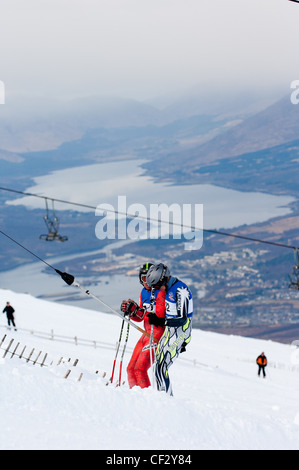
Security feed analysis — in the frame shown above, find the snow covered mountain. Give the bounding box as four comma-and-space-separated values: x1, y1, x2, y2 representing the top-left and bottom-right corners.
1, 288, 299, 451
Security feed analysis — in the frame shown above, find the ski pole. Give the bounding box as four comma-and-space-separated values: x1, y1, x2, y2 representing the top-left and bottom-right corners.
149, 324, 153, 373
110, 319, 125, 384
149, 287, 156, 388
118, 323, 130, 387
150, 324, 156, 389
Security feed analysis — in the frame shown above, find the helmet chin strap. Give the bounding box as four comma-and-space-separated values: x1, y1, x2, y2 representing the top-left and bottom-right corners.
160, 265, 167, 282
156, 265, 169, 288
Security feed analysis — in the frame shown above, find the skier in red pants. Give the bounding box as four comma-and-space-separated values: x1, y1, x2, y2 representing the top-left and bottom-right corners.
120, 263, 166, 389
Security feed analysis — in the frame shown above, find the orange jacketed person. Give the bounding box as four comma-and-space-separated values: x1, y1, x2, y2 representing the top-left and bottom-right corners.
256, 352, 267, 378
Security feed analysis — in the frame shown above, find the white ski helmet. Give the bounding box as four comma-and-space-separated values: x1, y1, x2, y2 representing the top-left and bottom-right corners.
146, 263, 170, 288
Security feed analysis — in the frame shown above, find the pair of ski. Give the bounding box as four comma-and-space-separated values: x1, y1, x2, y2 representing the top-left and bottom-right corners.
107, 319, 156, 389
149, 288, 157, 388
107, 319, 130, 387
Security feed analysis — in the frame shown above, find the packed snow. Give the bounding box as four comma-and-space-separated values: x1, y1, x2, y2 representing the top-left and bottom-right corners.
1, 287, 299, 450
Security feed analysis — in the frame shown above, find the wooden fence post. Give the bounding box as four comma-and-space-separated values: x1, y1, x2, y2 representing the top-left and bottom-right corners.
3, 339, 14, 358
33, 351, 42, 365
11, 342, 20, 359
64, 370, 71, 379
40, 353, 48, 367
0, 334, 7, 348
19, 346, 26, 360
26, 348, 35, 363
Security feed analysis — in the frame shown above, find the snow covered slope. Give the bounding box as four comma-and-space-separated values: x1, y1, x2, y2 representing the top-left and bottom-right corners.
1, 288, 299, 451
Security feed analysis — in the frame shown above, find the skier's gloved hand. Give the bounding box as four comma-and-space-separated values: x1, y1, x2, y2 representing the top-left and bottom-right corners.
147, 312, 165, 328
120, 299, 139, 317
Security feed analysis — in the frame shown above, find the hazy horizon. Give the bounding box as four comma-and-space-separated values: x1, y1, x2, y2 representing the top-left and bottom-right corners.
0, 0, 298, 111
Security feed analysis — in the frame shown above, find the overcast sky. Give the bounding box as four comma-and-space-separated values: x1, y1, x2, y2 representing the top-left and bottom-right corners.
0, 0, 298, 104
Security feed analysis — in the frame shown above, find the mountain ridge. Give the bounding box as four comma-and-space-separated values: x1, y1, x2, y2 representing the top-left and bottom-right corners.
151, 95, 299, 171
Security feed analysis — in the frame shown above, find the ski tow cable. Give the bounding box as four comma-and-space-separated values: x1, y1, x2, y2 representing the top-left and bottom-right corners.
0, 229, 154, 339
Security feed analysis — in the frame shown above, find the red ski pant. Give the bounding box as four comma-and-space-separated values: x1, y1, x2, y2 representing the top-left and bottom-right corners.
127, 334, 155, 389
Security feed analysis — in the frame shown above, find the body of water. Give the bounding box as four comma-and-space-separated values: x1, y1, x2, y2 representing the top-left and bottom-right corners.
1, 158, 295, 312
8, 159, 294, 229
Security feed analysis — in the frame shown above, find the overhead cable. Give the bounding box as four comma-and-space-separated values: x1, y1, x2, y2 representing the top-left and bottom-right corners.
0, 185, 298, 251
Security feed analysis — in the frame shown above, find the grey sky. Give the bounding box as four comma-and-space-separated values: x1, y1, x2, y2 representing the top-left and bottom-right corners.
0, 0, 298, 103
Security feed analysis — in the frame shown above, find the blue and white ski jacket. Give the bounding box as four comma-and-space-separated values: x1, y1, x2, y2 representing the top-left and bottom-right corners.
165, 276, 193, 328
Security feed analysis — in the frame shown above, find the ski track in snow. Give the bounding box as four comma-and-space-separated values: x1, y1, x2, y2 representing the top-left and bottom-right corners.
0, 288, 299, 450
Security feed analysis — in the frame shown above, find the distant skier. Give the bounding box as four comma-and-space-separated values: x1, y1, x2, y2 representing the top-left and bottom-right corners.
256, 352, 267, 378
2, 302, 17, 331
146, 263, 193, 396
120, 263, 166, 389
